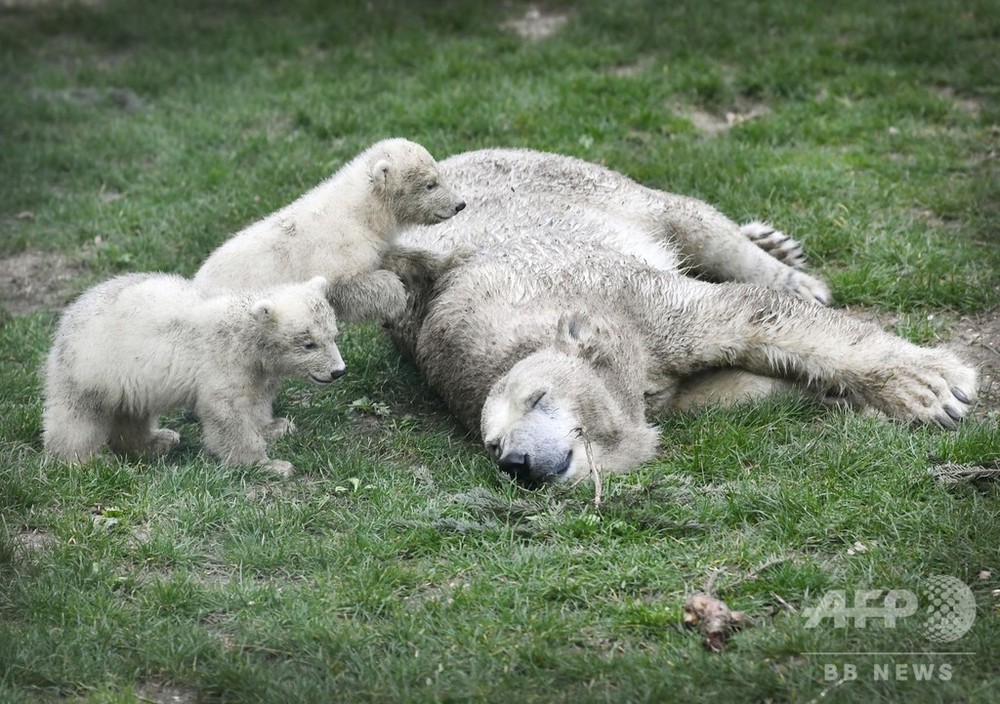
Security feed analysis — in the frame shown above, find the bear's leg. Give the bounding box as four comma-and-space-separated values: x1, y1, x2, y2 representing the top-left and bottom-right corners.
650, 193, 831, 305
42, 401, 110, 462
198, 397, 295, 477
669, 369, 803, 412
660, 280, 977, 427
109, 415, 180, 457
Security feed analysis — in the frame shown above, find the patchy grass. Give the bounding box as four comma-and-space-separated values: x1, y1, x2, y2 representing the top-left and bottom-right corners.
1, 1, 998, 702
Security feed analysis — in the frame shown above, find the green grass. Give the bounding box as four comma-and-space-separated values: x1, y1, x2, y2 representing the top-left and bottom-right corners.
2, 1, 999, 702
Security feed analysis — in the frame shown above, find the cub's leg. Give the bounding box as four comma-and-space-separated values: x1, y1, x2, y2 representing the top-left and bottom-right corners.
197, 394, 294, 477
666, 281, 977, 427
43, 400, 111, 462
327, 270, 408, 323
108, 415, 181, 457
264, 417, 296, 440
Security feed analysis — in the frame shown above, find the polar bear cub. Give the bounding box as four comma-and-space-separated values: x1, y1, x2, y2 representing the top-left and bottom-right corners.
43, 273, 343, 476
193, 138, 466, 318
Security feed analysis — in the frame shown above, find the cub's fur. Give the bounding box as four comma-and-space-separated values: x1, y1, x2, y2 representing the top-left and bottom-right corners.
43, 274, 343, 476
193, 138, 465, 323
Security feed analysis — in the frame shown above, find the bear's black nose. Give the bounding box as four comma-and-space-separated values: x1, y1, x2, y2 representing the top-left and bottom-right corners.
497, 450, 529, 479
454, 201, 466, 213
330, 366, 347, 380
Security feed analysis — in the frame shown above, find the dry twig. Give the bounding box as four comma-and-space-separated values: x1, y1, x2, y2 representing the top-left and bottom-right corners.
570, 427, 603, 507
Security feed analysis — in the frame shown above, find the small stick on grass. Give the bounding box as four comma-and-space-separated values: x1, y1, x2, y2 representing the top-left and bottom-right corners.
570, 426, 603, 507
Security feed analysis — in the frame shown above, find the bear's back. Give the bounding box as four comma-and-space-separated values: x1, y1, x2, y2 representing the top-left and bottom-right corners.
50, 274, 233, 406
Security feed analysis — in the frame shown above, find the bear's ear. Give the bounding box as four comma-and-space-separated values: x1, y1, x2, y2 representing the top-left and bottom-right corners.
556, 311, 592, 350
370, 159, 391, 193
307, 275, 328, 292
251, 299, 276, 324
555, 310, 613, 365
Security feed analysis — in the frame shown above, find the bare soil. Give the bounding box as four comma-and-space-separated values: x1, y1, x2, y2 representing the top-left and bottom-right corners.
0, 249, 90, 316
951, 307, 1000, 414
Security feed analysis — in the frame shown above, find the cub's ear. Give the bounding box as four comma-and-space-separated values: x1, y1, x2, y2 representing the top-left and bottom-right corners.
307, 275, 328, 292
251, 299, 276, 324
555, 310, 614, 365
370, 158, 391, 192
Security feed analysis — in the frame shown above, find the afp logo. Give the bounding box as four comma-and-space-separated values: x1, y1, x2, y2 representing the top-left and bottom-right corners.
802, 575, 976, 643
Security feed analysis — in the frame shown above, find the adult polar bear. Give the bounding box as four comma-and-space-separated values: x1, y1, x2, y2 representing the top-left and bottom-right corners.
385, 148, 977, 486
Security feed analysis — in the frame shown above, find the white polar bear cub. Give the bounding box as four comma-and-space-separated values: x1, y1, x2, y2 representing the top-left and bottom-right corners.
43, 273, 343, 476
193, 138, 466, 308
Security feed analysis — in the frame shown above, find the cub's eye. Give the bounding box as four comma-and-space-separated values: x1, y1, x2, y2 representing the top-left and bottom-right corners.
486, 441, 501, 459
425, 182, 437, 191
300, 340, 318, 351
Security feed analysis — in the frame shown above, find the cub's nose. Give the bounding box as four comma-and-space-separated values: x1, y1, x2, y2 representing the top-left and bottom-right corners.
330, 366, 347, 380
454, 201, 466, 213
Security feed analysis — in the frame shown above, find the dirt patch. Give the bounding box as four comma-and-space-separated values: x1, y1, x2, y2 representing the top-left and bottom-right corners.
500, 6, 570, 41
29, 87, 146, 113
933, 86, 983, 120
0, 249, 91, 316
606, 58, 654, 78
673, 102, 772, 137
10, 529, 55, 553
134, 682, 199, 704
950, 307, 1000, 414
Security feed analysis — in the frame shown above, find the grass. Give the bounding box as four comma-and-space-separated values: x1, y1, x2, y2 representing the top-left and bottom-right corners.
1, 0, 999, 702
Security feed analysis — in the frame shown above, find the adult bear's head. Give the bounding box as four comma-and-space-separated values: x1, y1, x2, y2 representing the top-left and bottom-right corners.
479, 311, 660, 486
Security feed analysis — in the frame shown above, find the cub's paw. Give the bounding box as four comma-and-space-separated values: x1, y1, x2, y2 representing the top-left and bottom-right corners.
370, 270, 408, 321
265, 417, 296, 440
741, 222, 808, 270
877, 349, 977, 429
262, 458, 295, 478
149, 428, 181, 455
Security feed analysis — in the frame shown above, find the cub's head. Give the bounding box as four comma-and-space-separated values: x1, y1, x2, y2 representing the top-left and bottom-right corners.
251, 276, 346, 384
480, 312, 659, 486
368, 138, 466, 226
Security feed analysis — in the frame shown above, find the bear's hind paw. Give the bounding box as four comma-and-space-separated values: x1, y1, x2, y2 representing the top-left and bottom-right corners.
741, 222, 808, 270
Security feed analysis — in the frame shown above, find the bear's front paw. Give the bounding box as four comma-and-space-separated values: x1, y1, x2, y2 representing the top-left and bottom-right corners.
876, 349, 978, 429
149, 428, 181, 455
262, 458, 295, 477
265, 417, 296, 440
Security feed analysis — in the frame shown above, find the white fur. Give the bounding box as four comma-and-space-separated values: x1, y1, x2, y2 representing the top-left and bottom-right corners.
193, 138, 465, 293
386, 148, 977, 485
43, 274, 343, 476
